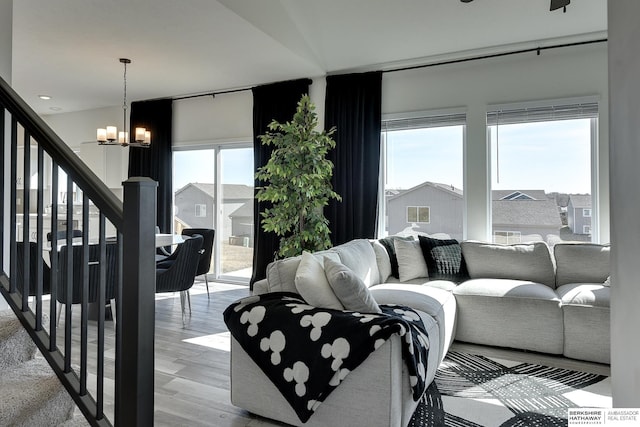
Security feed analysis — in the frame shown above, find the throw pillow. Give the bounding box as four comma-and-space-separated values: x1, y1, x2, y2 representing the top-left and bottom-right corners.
294, 252, 344, 310
418, 235, 469, 283
371, 240, 392, 283
379, 235, 415, 279
603, 276, 611, 287
324, 258, 381, 314
394, 238, 429, 282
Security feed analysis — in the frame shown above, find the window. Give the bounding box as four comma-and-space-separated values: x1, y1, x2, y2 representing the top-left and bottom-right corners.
407, 206, 430, 223
174, 145, 254, 282
488, 100, 598, 245
195, 204, 207, 217
583, 208, 592, 217
584, 225, 592, 234
381, 112, 465, 240
493, 230, 522, 244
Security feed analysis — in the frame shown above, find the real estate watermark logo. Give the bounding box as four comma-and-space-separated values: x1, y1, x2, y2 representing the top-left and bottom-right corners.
568, 408, 639, 426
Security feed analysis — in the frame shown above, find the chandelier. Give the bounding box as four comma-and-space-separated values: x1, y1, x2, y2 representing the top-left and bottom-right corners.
97, 58, 150, 147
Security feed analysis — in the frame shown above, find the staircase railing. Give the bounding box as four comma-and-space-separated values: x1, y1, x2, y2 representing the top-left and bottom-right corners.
0, 76, 156, 426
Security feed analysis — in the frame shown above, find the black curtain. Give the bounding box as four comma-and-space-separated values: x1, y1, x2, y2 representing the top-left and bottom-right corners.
325, 71, 382, 245
250, 79, 312, 286
127, 98, 173, 233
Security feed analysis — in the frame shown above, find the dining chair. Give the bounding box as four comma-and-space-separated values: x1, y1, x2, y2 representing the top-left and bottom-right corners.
155, 234, 203, 321
181, 228, 215, 298
156, 228, 215, 298
47, 229, 83, 241
15, 241, 52, 297
55, 242, 119, 325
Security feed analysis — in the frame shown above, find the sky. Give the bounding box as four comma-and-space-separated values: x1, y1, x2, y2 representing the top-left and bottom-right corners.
172, 118, 592, 196
173, 147, 254, 190
385, 118, 592, 195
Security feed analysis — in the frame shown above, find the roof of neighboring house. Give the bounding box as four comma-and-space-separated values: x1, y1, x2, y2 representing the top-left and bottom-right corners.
175, 183, 254, 200
492, 199, 562, 227
229, 201, 253, 218
492, 190, 548, 201
387, 181, 463, 201
568, 194, 592, 208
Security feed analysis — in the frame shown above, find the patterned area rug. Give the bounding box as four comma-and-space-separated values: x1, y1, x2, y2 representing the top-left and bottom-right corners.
410, 351, 610, 427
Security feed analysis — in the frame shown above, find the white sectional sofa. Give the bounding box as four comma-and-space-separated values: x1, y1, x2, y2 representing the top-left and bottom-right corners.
229, 236, 610, 426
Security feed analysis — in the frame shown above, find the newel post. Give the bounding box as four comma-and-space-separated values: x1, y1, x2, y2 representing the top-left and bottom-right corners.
117, 177, 157, 426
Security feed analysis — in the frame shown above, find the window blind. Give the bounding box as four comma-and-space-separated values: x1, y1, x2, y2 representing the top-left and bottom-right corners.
382, 113, 466, 131
487, 102, 599, 125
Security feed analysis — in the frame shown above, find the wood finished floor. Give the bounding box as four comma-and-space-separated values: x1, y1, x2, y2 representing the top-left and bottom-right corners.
47, 280, 610, 426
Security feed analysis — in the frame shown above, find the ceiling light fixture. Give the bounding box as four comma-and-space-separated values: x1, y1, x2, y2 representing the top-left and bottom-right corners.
38, 95, 51, 100
97, 58, 150, 147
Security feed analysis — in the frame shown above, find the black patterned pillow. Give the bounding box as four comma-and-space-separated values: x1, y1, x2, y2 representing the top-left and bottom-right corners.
379, 235, 415, 279
418, 235, 469, 283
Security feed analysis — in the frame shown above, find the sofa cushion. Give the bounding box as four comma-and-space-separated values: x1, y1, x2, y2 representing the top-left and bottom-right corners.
370, 284, 457, 364
556, 283, 610, 308
266, 255, 303, 294
371, 240, 392, 283
460, 241, 556, 288
553, 243, 610, 287
332, 239, 380, 287
265, 250, 335, 294
394, 238, 429, 282
324, 258, 381, 313
558, 282, 611, 364
418, 236, 469, 283
379, 236, 414, 279
453, 278, 563, 354
294, 252, 344, 310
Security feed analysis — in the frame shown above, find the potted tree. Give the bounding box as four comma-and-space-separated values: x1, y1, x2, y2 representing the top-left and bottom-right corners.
256, 94, 341, 259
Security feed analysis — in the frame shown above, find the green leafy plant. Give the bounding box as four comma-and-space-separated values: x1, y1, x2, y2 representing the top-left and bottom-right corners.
256, 94, 341, 259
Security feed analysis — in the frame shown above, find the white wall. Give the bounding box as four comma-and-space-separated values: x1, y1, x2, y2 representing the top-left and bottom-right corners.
381, 43, 609, 242
173, 90, 253, 147
43, 44, 610, 245
172, 76, 327, 147
608, 0, 640, 407
1, 0, 12, 310
43, 106, 123, 151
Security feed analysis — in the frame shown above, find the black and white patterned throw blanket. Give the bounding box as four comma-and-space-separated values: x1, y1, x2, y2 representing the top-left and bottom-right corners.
224, 292, 430, 423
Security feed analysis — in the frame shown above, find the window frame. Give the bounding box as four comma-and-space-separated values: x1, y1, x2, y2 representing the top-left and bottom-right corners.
487, 97, 600, 243
406, 206, 431, 224
379, 108, 467, 238
194, 203, 207, 218
493, 230, 522, 244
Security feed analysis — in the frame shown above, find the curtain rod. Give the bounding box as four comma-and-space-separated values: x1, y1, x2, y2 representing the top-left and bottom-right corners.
168, 39, 606, 101
383, 38, 608, 74
171, 77, 314, 102
172, 86, 251, 102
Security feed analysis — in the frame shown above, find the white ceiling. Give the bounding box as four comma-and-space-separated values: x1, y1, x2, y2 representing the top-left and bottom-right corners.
11, 0, 607, 116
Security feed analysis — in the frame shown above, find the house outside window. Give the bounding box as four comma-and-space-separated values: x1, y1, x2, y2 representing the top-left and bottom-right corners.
494, 230, 522, 244
488, 99, 598, 245
407, 206, 430, 224
174, 146, 255, 283
381, 111, 465, 240
195, 203, 207, 217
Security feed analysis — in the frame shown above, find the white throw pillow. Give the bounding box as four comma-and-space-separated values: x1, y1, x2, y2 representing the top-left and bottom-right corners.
371, 240, 392, 283
294, 251, 344, 310
394, 238, 429, 282
324, 258, 381, 314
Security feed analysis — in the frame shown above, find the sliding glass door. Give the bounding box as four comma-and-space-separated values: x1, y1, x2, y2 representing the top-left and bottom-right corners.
173, 144, 253, 283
